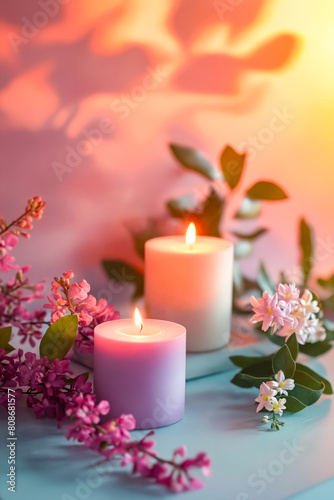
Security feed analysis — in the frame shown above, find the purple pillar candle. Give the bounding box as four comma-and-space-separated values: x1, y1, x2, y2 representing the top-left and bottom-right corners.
94, 312, 186, 430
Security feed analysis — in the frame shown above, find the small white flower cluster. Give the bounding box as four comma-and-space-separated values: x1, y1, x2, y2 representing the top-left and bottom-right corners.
255, 371, 295, 429
251, 283, 326, 345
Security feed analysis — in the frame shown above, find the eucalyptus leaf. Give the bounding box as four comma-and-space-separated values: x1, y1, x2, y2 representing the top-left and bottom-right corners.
232, 228, 268, 240
167, 196, 198, 219
299, 218, 314, 285
295, 363, 332, 395
131, 221, 161, 260
272, 344, 296, 379
233, 261, 243, 293
220, 145, 245, 190
293, 369, 326, 391
287, 381, 325, 406
102, 260, 144, 300
200, 187, 224, 237
258, 261, 276, 294
286, 333, 299, 361
246, 181, 288, 201
230, 371, 271, 389
234, 241, 253, 259
323, 293, 334, 311
234, 197, 261, 219
230, 374, 253, 388
284, 396, 307, 413
39, 315, 78, 362
265, 330, 285, 347
169, 143, 221, 180
299, 340, 332, 357
230, 353, 274, 369
318, 274, 334, 291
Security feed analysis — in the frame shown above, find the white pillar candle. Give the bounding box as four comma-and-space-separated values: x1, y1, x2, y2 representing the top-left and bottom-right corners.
145, 224, 234, 352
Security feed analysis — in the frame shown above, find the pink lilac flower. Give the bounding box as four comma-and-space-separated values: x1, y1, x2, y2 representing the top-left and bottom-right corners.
250, 292, 293, 332
277, 282, 300, 306
43, 272, 120, 353
299, 289, 320, 316
307, 320, 326, 343
255, 382, 277, 412
0, 233, 19, 272
69, 279, 90, 301
267, 370, 295, 396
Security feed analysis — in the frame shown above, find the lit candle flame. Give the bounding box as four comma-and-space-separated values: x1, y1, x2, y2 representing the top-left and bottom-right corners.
186, 222, 196, 249
134, 307, 143, 333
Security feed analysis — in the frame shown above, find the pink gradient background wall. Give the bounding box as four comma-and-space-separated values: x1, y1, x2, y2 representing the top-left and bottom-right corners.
1, 0, 333, 302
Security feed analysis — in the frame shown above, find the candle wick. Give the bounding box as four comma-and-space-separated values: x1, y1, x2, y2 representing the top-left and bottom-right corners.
139, 323, 143, 333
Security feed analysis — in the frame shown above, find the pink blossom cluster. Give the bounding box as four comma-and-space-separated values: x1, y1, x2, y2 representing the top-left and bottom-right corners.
44, 271, 120, 353
0, 197, 47, 347
0, 196, 46, 241
250, 283, 326, 344
0, 348, 91, 419
63, 393, 211, 493
0, 267, 46, 347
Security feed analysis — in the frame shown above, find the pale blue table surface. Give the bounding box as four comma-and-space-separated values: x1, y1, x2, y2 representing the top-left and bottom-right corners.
0, 343, 333, 500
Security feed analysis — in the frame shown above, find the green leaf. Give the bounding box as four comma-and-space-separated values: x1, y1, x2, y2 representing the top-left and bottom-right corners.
234, 241, 253, 259
102, 260, 144, 300
0, 326, 12, 347
287, 381, 325, 407
230, 353, 274, 369
231, 360, 274, 388
231, 372, 271, 389
299, 218, 314, 285
200, 187, 224, 237
295, 363, 333, 395
286, 333, 299, 361
40, 315, 78, 362
284, 396, 307, 413
318, 274, 334, 291
299, 340, 332, 357
169, 143, 221, 180
233, 261, 243, 294
265, 330, 285, 347
232, 228, 268, 240
130, 221, 161, 260
234, 197, 261, 219
5, 344, 15, 354
0, 327, 15, 354
167, 196, 197, 219
220, 145, 245, 190
168, 188, 224, 237
272, 344, 296, 378
246, 181, 288, 201
323, 293, 334, 311
293, 369, 326, 391
258, 261, 276, 294
230, 374, 253, 388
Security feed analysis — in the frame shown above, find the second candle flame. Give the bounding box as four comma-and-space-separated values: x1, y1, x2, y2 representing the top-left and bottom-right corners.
134, 307, 143, 333
186, 222, 196, 249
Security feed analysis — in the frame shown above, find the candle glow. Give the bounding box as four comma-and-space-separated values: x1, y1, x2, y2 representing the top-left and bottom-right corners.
186, 222, 196, 248
134, 307, 143, 333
